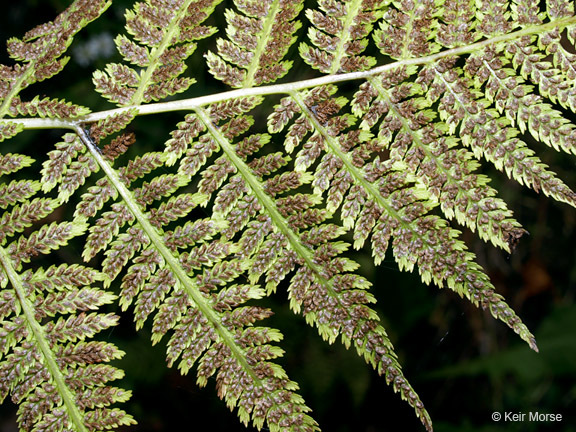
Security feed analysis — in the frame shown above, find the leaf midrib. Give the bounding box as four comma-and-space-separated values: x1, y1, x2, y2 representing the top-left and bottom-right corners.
9, 15, 576, 130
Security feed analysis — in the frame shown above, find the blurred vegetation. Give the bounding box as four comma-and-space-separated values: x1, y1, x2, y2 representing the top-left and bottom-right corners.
1, 1, 575, 432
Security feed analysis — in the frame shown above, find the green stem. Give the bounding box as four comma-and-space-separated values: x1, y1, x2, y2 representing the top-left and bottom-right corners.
5, 16, 575, 130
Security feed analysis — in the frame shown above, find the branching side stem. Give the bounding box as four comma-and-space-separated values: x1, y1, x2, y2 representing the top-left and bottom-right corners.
4, 16, 575, 131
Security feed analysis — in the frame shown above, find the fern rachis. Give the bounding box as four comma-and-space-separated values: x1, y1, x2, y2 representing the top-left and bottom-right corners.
1, 0, 576, 431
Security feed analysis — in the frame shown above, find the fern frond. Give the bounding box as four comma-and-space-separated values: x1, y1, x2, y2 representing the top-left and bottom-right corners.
540, 26, 576, 86
40, 133, 100, 202
74, 127, 319, 431
436, 0, 477, 48
507, 35, 576, 112
207, 0, 303, 87
94, 0, 222, 106
300, 0, 386, 74
475, 0, 511, 37
0, 122, 24, 142
269, 85, 537, 352
0, 0, 109, 118
9, 96, 90, 119
163, 100, 431, 429
0, 179, 40, 209
427, 48, 576, 208
0, 198, 56, 245
88, 110, 139, 144
0, 151, 133, 432
373, 0, 440, 60
0, 153, 34, 175
3, 1, 576, 431
352, 65, 527, 251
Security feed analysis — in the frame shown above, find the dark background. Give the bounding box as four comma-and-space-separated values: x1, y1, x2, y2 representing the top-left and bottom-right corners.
1, 1, 575, 431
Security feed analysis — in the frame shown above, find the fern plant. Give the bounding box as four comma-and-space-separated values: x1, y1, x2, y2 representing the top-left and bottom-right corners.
1, 0, 575, 430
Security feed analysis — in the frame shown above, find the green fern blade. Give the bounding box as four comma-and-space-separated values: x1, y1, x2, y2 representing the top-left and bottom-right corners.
184, 106, 433, 430
288, 264, 434, 431
36, 287, 115, 318
300, 0, 386, 74
40, 133, 100, 198
480, 131, 576, 208
0, 122, 24, 142
95, 0, 222, 107
373, 0, 440, 60
9, 96, 90, 119
8, 221, 88, 269
0, 153, 34, 175
272, 88, 537, 353
207, 0, 303, 88
508, 35, 576, 109
0, 230, 133, 432
76, 127, 319, 431
74, 177, 119, 219
414, 53, 576, 209
0, 180, 41, 209
468, 47, 576, 155
0, 0, 111, 118
0, 146, 134, 432
435, 0, 478, 47
89, 110, 139, 145
4, 2, 576, 431
351, 71, 526, 252
540, 28, 576, 101
0, 198, 58, 245
28, 264, 103, 293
